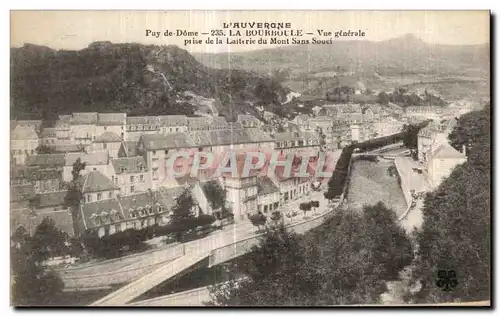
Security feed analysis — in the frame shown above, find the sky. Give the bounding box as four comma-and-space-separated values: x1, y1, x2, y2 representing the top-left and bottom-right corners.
11, 10, 490, 54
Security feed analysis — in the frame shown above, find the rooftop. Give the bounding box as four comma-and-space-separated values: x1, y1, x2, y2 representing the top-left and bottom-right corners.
78, 170, 119, 193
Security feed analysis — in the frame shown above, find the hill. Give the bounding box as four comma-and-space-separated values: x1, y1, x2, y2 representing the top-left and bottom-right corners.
11, 42, 289, 120
193, 34, 489, 78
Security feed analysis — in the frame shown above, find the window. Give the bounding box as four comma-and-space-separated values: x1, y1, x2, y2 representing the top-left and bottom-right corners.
130, 175, 135, 183
152, 150, 156, 155
103, 143, 107, 149
121, 132, 124, 139
104, 126, 107, 130
164, 150, 169, 155
108, 192, 112, 199
130, 186, 135, 193
88, 195, 92, 202
93, 167, 97, 171
97, 193, 102, 201
115, 177, 118, 184
175, 127, 179, 132
140, 175, 144, 182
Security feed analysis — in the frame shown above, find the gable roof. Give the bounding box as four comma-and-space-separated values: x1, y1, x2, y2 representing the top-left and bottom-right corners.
140, 133, 192, 150
71, 112, 98, 125
80, 198, 124, 230
95, 131, 122, 143
111, 156, 147, 174
430, 143, 467, 160
257, 176, 280, 196
26, 154, 66, 168
119, 141, 138, 157
78, 171, 119, 193
65, 150, 109, 166
35, 191, 68, 209
11, 184, 36, 202
97, 113, 126, 126
11, 126, 39, 140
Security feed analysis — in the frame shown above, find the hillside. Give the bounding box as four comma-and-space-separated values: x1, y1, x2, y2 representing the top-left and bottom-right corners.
194, 34, 489, 77
11, 42, 289, 120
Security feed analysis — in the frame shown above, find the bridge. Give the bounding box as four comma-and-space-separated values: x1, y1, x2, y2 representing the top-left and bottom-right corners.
91, 191, 336, 306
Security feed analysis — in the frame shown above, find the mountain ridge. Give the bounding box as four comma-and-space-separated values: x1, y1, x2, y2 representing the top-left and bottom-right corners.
10, 42, 289, 121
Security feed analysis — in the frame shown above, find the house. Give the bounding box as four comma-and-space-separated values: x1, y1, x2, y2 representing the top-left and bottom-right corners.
256, 176, 280, 214
111, 156, 150, 195
273, 131, 320, 155
118, 141, 139, 158
29, 167, 63, 193
157, 115, 188, 134
26, 153, 66, 170
192, 180, 222, 216
92, 131, 123, 158
12, 120, 43, 133
10, 184, 36, 235
221, 155, 259, 221
40, 128, 58, 147
69, 112, 98, 147
77, 185, 187, 238
426, 142, 467, 189
11, 125, 39, 165
63, 150, 111, 182
78, 170, 120, 204
125, 116, 161, 141
96, 113, 126, 140
55, 116, 71, 140
32, 190, 75, 237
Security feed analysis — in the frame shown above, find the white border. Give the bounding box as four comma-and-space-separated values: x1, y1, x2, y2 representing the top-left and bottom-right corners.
2, 1, 497, 316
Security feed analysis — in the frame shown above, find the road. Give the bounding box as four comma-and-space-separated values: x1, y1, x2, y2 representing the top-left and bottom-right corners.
92, 190, 333, 306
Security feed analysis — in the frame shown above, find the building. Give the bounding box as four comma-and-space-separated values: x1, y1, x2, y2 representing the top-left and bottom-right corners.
64, 150, 112, 182
11, 125, 39, 165
426, 142, 467, 189
221, 155, 259, 221
256, 176, 280, 214
125, 116, 161, 141
192, 180, 222, 216
96, 113, 127, 140
39, 128, 58, 148
32, 190, 75, 237
69, 112, 98, 148
157, 115, 188, 134
111, 156, 150, 195
92, 132, 123, 158
273, 131, 320, 155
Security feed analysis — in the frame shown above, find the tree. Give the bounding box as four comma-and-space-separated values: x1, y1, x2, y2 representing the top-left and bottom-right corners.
401, 123, 420, 155
299, 202, 312, 217
208, 223, 321, 306
410, 106, 490, 303
32, 217, 69, 259
203, 181, 227, 212
11, 235, 65, 305
35, 145, 57, 155
270, 211, 282, 224
448, 105, 490, 172
170, 189, 197, 240
377, 92, 390, 105
64, 158, 86, 236
310, 200, 320, 213
209, 205, 413, 306
248, 212, 267, 232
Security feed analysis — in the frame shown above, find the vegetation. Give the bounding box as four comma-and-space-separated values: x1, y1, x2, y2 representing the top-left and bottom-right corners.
410, 105, 490, 303
63, 158, 86, 236
169, 189, 197, 240
299, 202, 312, 217
11, 43, 288, 120
248, 212, 267, 232
31, 217, 70, 259
11, 221, 65, 306
35, 145, 58, 154
377, 88, 446, 107
209, 203, 413, 306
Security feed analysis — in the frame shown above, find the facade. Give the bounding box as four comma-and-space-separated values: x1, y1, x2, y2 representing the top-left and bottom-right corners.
111, 156, 150, 195
256, 176, 280, 214
92, 132, 123, 158
426, 143, 467, 189
63, 150, 112, 182
11, 125, 39, 165
95, 113, 127, 140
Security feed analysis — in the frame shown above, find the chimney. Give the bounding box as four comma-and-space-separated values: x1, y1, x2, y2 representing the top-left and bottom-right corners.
462, 145, 467, 155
